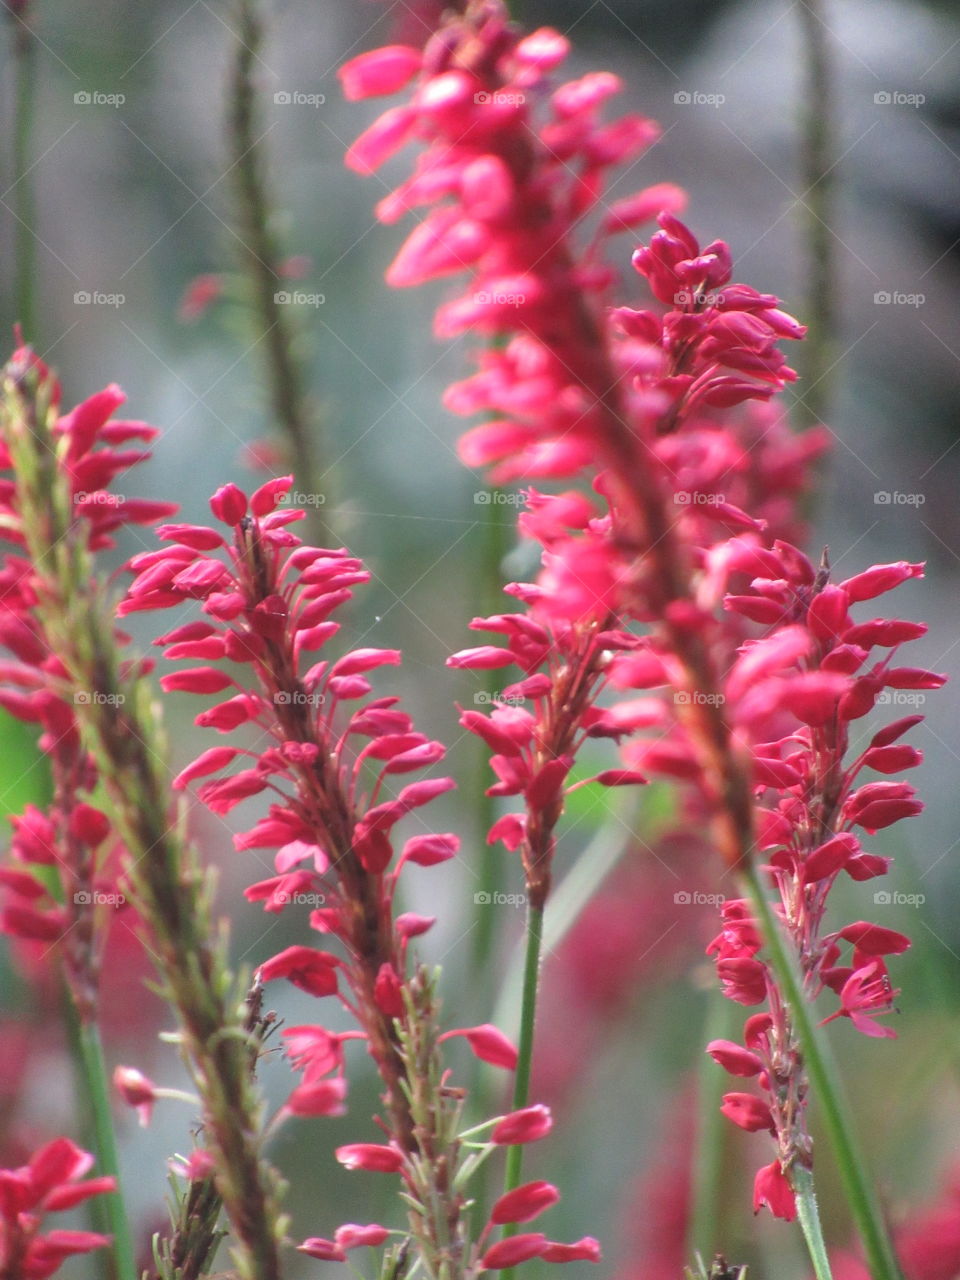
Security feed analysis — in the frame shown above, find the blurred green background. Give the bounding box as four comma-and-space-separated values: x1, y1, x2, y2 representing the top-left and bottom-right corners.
1, 0, 959, 1276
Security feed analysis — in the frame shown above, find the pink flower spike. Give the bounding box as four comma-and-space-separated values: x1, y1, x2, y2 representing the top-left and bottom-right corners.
113, 1065, 156, 1126
250, 475, 294, 517
169, 1149, 216, 1182
338, 46, 422, 101
257, 945, 340, 997
400, 832, 460, 866
447, 646, 517, 670
540, 1237, 602, 1263
490, 1181, 560, 1225
209, 483, 247, 526
299, 1237, 348, 1262
441, 1024, 519, 1070
491, 1104, 553, 1144
839, 561, 924, 602
753, 1161, 797, 1220
720, 1092, 775, 1134
335, 1143, 404, 1173
480, 1234, 549, 1270
286, 1076, 348, 1118
334, 1223, 391, 1249
822, 961, 899, 1038
172, 746, 242, 790
706, 1040, 763, 1077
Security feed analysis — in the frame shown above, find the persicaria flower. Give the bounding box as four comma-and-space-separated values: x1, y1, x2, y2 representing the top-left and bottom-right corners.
0, 1138, 115, 1278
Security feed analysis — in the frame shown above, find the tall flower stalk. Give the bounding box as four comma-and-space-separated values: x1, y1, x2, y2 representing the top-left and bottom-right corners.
228, 0, 328, 525
122, 474, 599, 1278
340, 4, 929, 1275
0, 343, 284, 1280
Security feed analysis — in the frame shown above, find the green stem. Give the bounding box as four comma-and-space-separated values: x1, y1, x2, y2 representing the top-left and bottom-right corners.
228, 0, 329, 534
73, 1016, 138, 1280
687, 997, 733, 1266
471, 498, 511, 977
796, 0, 835, 426
794, 1164, 834, 1280
739, 860, 903, 1280
499, 902, 543, 1280
12, 13, 37, 341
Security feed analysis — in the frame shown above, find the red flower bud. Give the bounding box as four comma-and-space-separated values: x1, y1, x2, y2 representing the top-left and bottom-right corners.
335, 1143, 404, 1173
480, 1234, 548, 1269
491, 1181, 560, 1224
491, 1104, 553, 1144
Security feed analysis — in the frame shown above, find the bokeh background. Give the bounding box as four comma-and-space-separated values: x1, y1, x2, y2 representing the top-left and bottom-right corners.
1, 0, 959, 1276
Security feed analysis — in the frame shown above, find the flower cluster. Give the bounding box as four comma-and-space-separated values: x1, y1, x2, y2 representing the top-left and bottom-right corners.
0, 342, 285, 1280
341, 0, 939, 1251
0, 1138, 115, 1279
341, 7, 679, 485
125, 476, 598, 1271
0, 341, 171, 1021
700, 548, 943, 1217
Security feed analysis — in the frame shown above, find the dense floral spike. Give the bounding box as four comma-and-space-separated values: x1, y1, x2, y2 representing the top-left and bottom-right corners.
699, 541, 942, 1216
0, 344, 168, 1021
134, 480, 593, 1276
0, 1138, 115, 1279
0, 345, 285, 1280
343, 0, 934, 1250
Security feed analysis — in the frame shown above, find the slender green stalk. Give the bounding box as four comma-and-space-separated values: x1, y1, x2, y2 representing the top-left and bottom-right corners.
687, 997, 733, 1268
73, 1016, 138, 1280
499, 902, 543, 1280
794, 1164, 834, 1280
739, 860, 904, 1280
471, 500, 511, 976
12, 9, 37, 341
228, 0, 329, 531
796, 0, 835, 426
